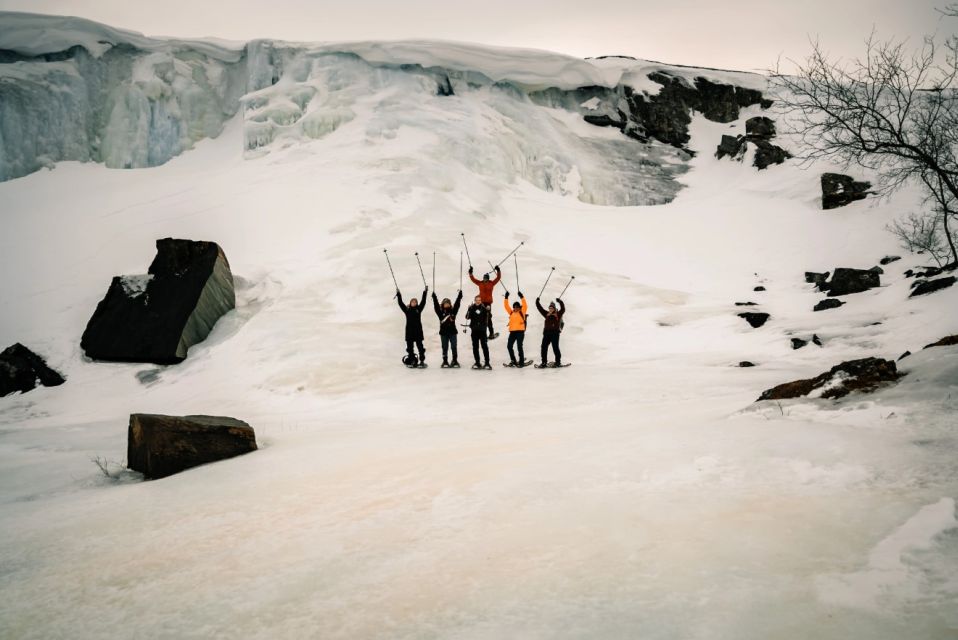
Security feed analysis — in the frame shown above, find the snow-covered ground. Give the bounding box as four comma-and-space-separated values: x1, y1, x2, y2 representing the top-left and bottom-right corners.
1, 16, 957, 640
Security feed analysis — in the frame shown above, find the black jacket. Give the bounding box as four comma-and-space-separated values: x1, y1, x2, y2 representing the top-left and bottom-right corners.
433, 291, 463, 337
536, 298, 565, 333
397, 289, 427, 341
466, 303, 490, 333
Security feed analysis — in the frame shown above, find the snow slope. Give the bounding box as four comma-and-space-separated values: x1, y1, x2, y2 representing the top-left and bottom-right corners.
1, 14, 957, 640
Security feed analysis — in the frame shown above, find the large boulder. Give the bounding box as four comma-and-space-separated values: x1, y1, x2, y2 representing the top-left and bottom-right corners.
757, 357, 900, 401
824, 267, 880, 296
81, 238, 235, 364
0, 343, 65, 397
752, 139, 792, 170
821, 173, 871, 209
745, 116, 776, 139
127, 413, 257, 479
805, 271, 830, 287
910, 276, 956, 297
715, 134, 746, 161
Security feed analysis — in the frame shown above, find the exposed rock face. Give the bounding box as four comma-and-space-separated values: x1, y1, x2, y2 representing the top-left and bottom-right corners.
436, 75, 454, 96
81, 238, 235, 365
805, 271, 830, 288
910, 276, 956, 297
758, 357, 900, 401
738, 312, 770, 328
924, 334, 958, 349
814, 298, 845, 312
821, 173, 871, 209
580, 72, 771, 152
127, 413, 257, 479
0, 343, 65, 397
714, 115, 790, 169
824, 268, 880, 296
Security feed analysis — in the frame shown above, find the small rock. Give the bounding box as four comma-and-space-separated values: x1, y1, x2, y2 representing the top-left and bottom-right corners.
898, 351, 911, 360
869, 266, 884, 274
812, 334, 823, 346
821, 173, 872, 209
739, 361, 756, 367
791, 338, 808, 350
754, 286, 766, 292
738, 312, 770, 328
127, 413, 257, 479
910, 276, 956, 297
923, 335, 958, 349
879, 255, 901, 265
805, 271, 830, 288
814, 298, 845, 312
757, 357, 900, 401
735, 301, 757, 306
0, 343, 65, 397
825, 267, 880, 296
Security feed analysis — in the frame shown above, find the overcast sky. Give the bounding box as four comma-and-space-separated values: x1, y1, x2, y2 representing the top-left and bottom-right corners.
0, 0, 953, 71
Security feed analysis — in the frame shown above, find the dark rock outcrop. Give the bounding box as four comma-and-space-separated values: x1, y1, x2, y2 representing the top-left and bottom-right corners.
81, 239, 235, 365
814, 298, 845, 312
869, 266, 884, 274
436, 75, 454, 96
752, 139, 792, 170
739, 312, 770, 328
754, 286, 766, 292
745, 116, 776, 139
735, 301, 757, 306
824, 268, 880, 296
739, 361, 756, 367
821, 173, 872, 209
924, 335, 958, 349
910, 276, 956, 297
757, 357, 900, 401
805, 271, 830, 288
0, 343, 65, 397
792, 334, 823, 349
127, 413, 257, 479
898, 351, 912, 360
879, 255, 901, 265
715, 134, 746, 161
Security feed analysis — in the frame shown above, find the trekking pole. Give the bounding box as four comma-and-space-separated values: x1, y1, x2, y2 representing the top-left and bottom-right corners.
414, 252, 427, 288
537, 267, 555, 298
461, 233, 472, 267
494, 241, 524, 268
384, 249, 399, 293
489, 260, 508, 294
557, 275, 575, 299
459, 251, 463, 290
432, 251, 436, 291
514, 253, 520, 293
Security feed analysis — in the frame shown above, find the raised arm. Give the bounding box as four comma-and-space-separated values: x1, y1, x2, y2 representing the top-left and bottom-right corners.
432, 292, 441, 317
490, 266, 502, 285
557, 299, 566, 315
418, 289, 428, 314
520, 297, 528, 314
503, 297, 512, 314
397, 292, 407, 311
453, 290, 463, 314
535, 298, 547, 317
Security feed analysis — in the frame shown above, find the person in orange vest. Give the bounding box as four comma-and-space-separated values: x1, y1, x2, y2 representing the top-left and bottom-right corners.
468, 265, 501, 339
503, 291, 529, 366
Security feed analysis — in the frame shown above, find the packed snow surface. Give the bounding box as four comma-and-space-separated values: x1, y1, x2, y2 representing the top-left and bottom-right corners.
1, 12, 957, 640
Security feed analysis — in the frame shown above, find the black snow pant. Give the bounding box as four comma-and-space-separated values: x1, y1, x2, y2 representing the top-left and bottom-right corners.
441, 334, 458, 363
483, 303, 495, 338
507, 330, 525, 363
541, 331, 561, 364
471, 332, 490, 365
406, 339, 425, 362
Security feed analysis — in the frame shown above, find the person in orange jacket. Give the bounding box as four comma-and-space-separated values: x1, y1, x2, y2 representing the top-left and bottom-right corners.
468, 264, 501, 339
503, 290, 529, 366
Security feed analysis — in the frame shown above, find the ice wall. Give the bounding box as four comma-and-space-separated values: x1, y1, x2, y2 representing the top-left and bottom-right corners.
0, 12, 768, 205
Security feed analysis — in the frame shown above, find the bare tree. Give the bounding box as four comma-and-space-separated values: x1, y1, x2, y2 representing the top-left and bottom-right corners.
772, 22, 958, 267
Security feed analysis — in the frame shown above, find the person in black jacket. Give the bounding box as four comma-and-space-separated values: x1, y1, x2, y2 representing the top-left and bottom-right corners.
432, 290, 463, 367
397, 287, 428, 366
466, 294, 491, 369
535, 297, 565, 367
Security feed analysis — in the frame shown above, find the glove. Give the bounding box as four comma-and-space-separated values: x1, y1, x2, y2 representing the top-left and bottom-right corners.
495, 265, 501, 272
504, 291, 509, 298
518, 291, 524, 298
556, 298, 563, 303
468, 266, 474, 274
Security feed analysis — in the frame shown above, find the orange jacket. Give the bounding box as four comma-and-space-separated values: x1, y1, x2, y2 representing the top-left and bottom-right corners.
504, 296, 528, 332
470, 270, 501, 304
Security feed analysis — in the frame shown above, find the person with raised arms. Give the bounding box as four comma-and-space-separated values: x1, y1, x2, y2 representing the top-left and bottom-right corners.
503, 291, 530, 367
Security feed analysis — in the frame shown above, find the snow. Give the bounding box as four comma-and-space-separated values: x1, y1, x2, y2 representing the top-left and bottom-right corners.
1, 12, 958, 640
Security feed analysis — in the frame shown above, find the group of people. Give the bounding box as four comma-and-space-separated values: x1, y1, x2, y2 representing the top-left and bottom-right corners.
396, 265, 567, 369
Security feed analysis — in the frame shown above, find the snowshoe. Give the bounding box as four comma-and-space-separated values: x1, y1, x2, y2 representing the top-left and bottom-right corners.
471, 363, 484, 370
451, 362, 461, 368
483, 363, 492, 370
441, 362, 449, 368
503, 360, 533, 368
402, 354, 419, 367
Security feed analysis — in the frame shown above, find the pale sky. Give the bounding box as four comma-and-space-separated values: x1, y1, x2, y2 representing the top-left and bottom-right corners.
0, 0, 953, 72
